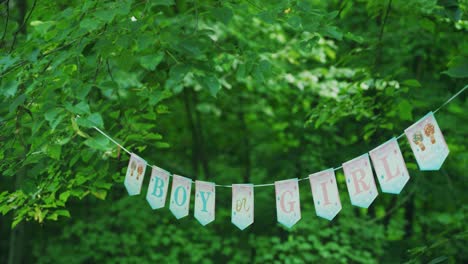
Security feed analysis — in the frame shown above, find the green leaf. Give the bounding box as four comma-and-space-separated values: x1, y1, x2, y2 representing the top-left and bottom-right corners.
47, 144, 62, 160
398, 100, 413, 121
55, 209, 71, 218
212, 7, 233, 25
402, 79, 421, 88
152, 0, 174, 6
443, 56, 468, 78
139, 52, 165, 71
197, 75, 221, 97
9, 94, 26, 113
2, 80, 19, 98
91, 189, 107, 200
77, 113, 104, 128
93, 10, 116, 23
80, 18, 100, 31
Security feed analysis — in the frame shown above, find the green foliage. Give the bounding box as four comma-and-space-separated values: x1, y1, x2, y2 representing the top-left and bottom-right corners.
0, 0, 467, 263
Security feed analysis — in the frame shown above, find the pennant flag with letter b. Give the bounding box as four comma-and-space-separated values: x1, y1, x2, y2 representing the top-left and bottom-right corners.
309, 169, 341, 221
370, 138, 410, 194
124, 153, 147, 196
194, 181, 216, 226
169, 175, 192, 219
405, 112, 449, 171
275, 178, 301, 228
231, 184, 254, 230
146, 166, 170, 209
343, 154, 378, 208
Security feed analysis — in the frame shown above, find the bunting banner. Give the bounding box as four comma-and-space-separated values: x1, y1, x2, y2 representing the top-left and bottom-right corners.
169, 175, 192, 219
146, 166, 170, 209
343, 154, 379, 208
275, 179, 301, 228
124, 153, 147, 196
370, 138, 410, 194
194, 181, 216, 226
231, 184, 254, 230
405, 112, 449, 171
309, 169, 341, 221
84, 85, 467, 230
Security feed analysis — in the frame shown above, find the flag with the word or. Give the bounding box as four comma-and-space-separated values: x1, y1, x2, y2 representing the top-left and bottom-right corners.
405, 112, 449, 170
309, 168, 341, 221
231, 184, 254, 230
124, 153, 147, 196
275, 179, 301, 228
343, 154, 378, 208
169, 175, 192, 219
370, 138, 410, 194
146, 166, 170, 209
194, 181, 216, 226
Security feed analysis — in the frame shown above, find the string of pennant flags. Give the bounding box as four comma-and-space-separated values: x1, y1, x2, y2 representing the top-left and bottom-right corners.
85, 85, 466, 230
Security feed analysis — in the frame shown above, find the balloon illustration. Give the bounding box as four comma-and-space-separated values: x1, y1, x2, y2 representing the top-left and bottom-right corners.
130, 161, 136, 177
412, 131, 425, 151
137, 164, 144, 180
424, 123, 436, 144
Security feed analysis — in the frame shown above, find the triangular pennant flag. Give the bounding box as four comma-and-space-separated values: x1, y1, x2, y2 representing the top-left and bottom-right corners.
405, 112, 449, 170
231, 184, 254, 230
169, 175, 192, 219
146, 166, 170, 209
124, 153, 147, 196
275, 178, 301, 228
370, 138, 410, 194
194, 181, 216, 226
309, 169, 341, 221
343, 154, 378, 208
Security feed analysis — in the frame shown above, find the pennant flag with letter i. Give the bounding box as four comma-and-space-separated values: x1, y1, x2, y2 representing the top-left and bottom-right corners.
309, 169, 341, 221
343, 154, 379, 208
194, 181, 216, 226
405, 112, 449, 170
370, 138, 410, 194
124, 153, 147, 196
275, 178, 301, 228
146, 166, 170, 209
231, 184, 254, 230
169, 175, 192, 219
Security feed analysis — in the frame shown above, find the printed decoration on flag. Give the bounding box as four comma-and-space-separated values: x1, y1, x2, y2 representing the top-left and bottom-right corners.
169, 175, 192, 219
124, 153, 147, 196
146, 166, 170, 209
275, 178, 301, 228
343, 154, 379, 208
370, 138, 410, 194
309, 169, 342, 221
404, 112, 449, 171
194, 181, 216, 226
231, 184, 254, 230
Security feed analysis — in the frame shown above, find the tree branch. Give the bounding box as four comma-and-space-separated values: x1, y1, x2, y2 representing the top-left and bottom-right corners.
9, 0, 38, 53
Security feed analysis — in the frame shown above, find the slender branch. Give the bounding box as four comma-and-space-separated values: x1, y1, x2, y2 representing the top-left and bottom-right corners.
106, 59, 115, 82
1, 0, 9, 41
374, 0, 393, 69
9, 0, 38, 53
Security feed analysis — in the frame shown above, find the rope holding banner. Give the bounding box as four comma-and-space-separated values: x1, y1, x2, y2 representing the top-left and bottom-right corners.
82, 84, 467, 188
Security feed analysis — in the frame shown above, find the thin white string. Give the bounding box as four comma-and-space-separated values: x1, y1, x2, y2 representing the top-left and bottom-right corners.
84, 84, 467, 188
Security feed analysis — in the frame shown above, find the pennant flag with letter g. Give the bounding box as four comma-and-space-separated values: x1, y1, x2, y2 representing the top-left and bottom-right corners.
405, 112, 449, 170
275, 178, 301, 228
124, 153, 147, 196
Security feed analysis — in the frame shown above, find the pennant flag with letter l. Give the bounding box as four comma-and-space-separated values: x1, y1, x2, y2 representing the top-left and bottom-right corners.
309, 169, 342, 221
124, 153, 147, 196
231, 184, 254, 230
404, 112, 449, 171
169, 175, 192, 219
275, 179, 301, 228
194, 181, 216, 226
343, 154, 379, 208
370, 138, 410, 194
146, 166, 170, 209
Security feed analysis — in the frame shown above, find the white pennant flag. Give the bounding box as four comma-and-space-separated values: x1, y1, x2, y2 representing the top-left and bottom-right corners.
146, 166, 170, 209
370, 138, 410, 194
124, 153, 147, 196
343, 154, 378, 208
194, 181, 216, 226
405, 112, 449, 170
169, 175, 192, 219
309, 169, 341, 221
231, 184, 254, 230
275, 178, 301, 228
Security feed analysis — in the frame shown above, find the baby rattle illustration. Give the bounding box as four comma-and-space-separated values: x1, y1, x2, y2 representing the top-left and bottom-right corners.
130, 160, 137, 176
136, 164, 144, 180
412, 131, 425, 151
424, 123, 436, 144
